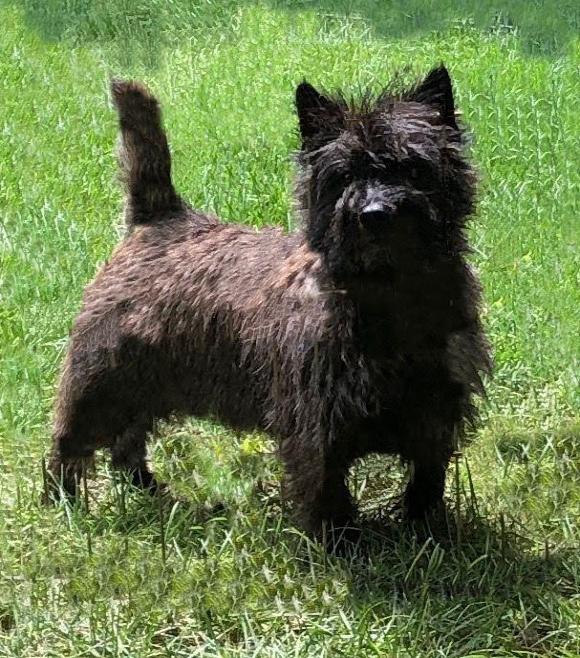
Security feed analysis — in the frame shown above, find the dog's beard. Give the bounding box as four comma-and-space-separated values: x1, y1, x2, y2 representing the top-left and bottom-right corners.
333, 205, 441, 275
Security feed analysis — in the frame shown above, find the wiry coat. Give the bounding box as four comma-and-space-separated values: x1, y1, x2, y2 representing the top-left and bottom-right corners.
48, 70, 491, 535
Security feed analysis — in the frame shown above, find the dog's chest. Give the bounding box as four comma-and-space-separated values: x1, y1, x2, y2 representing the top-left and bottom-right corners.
354, 267, 467, 357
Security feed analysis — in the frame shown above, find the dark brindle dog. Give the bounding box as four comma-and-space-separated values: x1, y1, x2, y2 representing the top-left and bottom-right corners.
47, 67, 491, 538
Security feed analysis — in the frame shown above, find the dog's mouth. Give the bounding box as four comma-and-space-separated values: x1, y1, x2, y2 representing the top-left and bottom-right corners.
355, 197, 439, 272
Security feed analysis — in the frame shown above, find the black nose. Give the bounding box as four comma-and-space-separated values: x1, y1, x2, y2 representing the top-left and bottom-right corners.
360, 208, 391, 231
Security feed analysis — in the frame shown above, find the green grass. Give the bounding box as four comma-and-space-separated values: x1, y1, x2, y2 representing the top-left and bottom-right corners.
1, 1, 579, 656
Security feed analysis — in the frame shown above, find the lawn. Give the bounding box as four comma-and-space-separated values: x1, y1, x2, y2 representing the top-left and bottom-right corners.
0, 1, 578, 656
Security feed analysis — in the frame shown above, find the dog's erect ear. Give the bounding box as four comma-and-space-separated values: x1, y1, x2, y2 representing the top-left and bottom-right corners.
410, 66, 458, 129
296, 81, 342, 143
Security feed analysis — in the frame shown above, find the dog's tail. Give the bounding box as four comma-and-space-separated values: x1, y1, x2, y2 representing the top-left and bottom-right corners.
110, 79, 183, 228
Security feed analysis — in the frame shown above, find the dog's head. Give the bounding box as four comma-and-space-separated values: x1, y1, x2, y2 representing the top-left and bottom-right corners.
295, 66, 477, 278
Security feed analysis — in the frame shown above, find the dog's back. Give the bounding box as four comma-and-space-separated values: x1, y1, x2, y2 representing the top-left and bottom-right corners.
71, 219, 320, 418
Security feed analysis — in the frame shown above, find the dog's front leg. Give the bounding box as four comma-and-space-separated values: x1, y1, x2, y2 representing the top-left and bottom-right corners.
402, 429, 454, 520
281, 439, 358, 547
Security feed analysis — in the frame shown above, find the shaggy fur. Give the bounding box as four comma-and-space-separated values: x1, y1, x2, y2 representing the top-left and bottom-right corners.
47, 68, 491, 537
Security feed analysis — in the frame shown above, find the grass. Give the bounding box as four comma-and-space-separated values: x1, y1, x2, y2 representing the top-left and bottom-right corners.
0, 1, 579, 656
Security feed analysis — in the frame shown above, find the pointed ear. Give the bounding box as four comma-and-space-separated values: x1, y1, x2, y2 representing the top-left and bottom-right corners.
295, 81, 342, 143
410, 66, 458, 129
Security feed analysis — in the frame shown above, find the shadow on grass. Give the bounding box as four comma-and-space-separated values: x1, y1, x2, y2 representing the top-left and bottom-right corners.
348, 513, 578, 654
3, 0, 579, 67
353, 509, 577, 595
84, 476, 577, 602
50, 461, 577, 653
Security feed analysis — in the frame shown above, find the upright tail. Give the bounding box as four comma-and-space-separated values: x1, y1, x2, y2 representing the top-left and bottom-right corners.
110, 79, 183, 228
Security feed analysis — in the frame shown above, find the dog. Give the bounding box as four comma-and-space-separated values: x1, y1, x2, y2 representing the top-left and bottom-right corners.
47, 66, 491, 539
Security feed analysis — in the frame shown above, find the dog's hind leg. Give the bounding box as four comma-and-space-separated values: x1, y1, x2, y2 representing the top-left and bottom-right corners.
46, 433, 96, 501
45, 355, 102, 501
110, 416, 160, 492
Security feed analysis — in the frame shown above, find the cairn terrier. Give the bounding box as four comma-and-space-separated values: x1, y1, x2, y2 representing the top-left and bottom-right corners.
47, 66, 491, 539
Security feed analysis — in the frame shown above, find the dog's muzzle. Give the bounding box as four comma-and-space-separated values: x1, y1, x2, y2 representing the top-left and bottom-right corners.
359, 186, 430, 232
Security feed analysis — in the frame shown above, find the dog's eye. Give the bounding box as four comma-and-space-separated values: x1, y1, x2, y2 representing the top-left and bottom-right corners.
330, 172, 350, 189
408, 165, 432, 185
